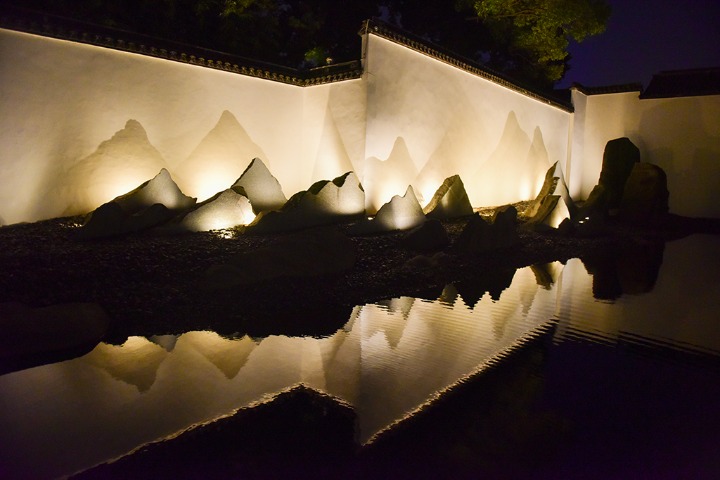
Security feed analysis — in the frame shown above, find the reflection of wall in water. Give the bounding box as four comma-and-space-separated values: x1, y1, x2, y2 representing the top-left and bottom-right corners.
0, 264, 560, 479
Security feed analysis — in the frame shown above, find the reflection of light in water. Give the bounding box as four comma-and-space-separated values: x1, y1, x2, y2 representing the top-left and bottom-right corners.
0, 265, 558, 479
3, 236, 719, 479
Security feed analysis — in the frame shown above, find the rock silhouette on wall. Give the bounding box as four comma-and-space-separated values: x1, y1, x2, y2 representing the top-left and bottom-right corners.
232, 158, 287, 214
77, 169, 195, 239
247, 172, 365, 233
175, 110, 268, 200
364, 137, 418, 213
61, 120, 169, 216
423, 175, 474, 220
349, 186, 426, 234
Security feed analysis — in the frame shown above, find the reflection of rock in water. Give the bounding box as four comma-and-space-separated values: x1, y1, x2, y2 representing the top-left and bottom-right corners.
360, 324, 567, 477
455, 268, 517, 307
582, 239, 665, 300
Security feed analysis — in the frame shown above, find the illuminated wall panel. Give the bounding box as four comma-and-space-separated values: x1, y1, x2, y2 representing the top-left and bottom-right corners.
570, 89, 720, 217
362, 35, 572, 210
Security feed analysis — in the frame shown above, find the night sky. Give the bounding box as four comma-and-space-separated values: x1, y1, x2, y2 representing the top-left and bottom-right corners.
558, 0, 720, 88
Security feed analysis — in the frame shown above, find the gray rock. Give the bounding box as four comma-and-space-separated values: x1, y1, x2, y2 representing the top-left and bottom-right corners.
177, 188, 255, 232
523, 194, 572, 230
77, 169, 196, 239
525, 161, 575, 220
232, 158, 287, 213
247, 172, 365, 233
78, 202, 176, 239
598, 137, 640, 209
400, 219, 450, 252
349, 186, 425, 234
114, 168, 196, 213
423, 175, 474, 219
619, 162, 669, 222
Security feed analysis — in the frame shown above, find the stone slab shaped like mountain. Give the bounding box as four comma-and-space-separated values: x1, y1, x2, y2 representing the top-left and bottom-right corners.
232, 158, 287, 214
524, 161, 574, 220
61, 119, 169, 216
114, 168, 196, 213
349, 186, 426, 235
423, 175, 474, 219
524, 194, 572, 230
247, 172, 364, 234
77, 169, 195, 239
177, 188, 255, 232
77, 202, 176, 240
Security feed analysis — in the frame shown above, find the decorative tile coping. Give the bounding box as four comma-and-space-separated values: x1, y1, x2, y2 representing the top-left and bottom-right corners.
0, 6, 572, 109
0, 6, 362, 87
360, 19, 574, 112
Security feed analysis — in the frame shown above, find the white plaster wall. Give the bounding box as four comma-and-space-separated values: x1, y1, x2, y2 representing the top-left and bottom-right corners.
0, 29, 308, 223
570, 88, 720, 218
362, 35, 572, 211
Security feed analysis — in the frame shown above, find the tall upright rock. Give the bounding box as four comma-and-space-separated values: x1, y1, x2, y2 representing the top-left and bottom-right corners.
598, 137, 640, 209
232, 158, 287, 213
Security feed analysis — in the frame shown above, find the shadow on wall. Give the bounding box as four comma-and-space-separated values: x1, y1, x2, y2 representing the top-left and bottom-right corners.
26, 108, 557, 222
43, 111, 268, 218
465, 112, 550, 207
639, 98, 720, 217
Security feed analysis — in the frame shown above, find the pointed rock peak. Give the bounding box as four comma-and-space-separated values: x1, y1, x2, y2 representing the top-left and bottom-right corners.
332, 171, 359, 188
232, 157, 286, 213
423, 174, 474, 219
350, 185, 425, 234
236, 157, 271, 180
114, 168, 196, 213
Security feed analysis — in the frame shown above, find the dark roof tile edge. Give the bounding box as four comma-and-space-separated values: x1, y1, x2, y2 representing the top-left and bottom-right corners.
0, 6, 362, 87
361, 19, 574, 112
571, 83, 643, 96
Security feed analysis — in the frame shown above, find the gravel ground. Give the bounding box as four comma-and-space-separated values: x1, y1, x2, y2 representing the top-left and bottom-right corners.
3, 207, 715, 344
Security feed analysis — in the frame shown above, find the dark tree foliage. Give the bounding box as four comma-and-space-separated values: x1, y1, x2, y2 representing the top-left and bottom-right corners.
1, 0, 609, 87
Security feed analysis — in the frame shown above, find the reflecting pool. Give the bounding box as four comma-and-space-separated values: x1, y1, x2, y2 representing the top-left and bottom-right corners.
1, 235, 719, 479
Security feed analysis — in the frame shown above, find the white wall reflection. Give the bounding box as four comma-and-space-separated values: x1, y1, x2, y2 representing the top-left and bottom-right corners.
0, 265, 558, 479
2, 235, 720, 479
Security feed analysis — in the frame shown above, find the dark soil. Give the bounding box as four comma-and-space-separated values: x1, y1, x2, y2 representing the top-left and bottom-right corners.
1, 210, 718, 345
